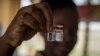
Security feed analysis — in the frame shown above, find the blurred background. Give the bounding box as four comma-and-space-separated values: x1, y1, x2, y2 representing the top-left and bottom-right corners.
0, 0, 100, 56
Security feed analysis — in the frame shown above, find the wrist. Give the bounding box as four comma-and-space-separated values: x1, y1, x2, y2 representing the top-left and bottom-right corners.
1, 35, 22, 47
0, 37, 16, 56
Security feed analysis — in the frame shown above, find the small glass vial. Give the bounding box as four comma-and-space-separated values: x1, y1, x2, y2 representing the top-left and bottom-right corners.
54, 25, 63, 42
47, 25, 63, 42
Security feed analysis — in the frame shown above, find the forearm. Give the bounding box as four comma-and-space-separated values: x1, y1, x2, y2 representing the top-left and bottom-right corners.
0, 36, 16, 56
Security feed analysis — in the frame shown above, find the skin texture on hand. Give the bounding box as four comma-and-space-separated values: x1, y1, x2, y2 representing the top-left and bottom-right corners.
0, 2, 53, 56
1, 2, 53, 47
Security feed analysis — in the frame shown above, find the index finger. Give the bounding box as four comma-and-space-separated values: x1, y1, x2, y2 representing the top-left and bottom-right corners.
35, 2, 53, 31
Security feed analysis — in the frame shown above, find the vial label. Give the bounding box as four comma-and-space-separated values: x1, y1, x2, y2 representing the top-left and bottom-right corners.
55, 29, 63, 41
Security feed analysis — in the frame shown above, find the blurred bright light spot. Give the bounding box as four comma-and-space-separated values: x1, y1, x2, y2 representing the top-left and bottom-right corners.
17, 46, 36, 56
89, 22, 100, 30
73, 0, 88, 6
20, 0, 32, 8
17, 32, 45, 56
91, 0, 100, 5
78, 21, 87, 30
22, 32, 45, 51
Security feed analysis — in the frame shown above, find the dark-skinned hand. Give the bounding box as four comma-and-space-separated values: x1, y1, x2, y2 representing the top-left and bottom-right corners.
1, 2, 53, 47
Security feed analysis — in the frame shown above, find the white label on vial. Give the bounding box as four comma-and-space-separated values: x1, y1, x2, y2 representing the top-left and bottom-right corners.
55, 29, 63, 41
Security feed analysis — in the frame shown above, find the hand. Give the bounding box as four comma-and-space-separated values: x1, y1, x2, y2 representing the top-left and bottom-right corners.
1, 2, 53, 47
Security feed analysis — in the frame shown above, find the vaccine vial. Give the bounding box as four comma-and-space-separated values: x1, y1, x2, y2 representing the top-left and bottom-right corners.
47, 25, 63, 42
55, 25, 63, 42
